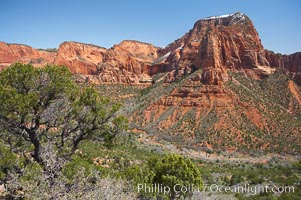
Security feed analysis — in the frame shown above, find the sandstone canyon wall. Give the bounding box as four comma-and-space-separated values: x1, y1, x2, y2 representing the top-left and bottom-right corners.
96, 40, 160, 83
0, 12, 300, 85
0, 41, 55, 70
0, 40, 161, 84
265, 50, 301, 84
53, 42, 106, 75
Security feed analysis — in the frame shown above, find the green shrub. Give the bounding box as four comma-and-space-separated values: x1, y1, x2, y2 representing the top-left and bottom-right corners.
0, 143, 17, 179
151, 154, 203, 199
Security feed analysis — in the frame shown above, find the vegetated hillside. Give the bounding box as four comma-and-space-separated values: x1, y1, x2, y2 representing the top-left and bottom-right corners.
127, 69, 301, 154
1, 11, 301, 156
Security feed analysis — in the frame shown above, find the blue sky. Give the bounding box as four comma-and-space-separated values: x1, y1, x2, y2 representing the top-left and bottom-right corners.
1, 0, 300, 54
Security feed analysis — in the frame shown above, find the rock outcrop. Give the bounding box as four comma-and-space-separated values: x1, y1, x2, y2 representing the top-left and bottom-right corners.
129, 12, 301, 153
157, 12, 273, 84
1, 12, 300, 85
265, 50, 301, 84
97, 40, 160, 84
132, 55, 301, 154
0, 41, 55, 70
0, 40, 161, 84
53, 42, 106, 74
1, 12, 301, 153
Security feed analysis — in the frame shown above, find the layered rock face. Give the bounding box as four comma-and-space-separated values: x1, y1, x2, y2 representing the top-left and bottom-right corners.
132, 59, 301, 153
129, 12, 301, 153
157, 12, 272, 84
0, 41, 55, 70
1, 12, 300, 85
0, 41, 105, 74
265, 51, 301, 84
0, 40, 161, 84
97, 40, 160, 83
116, 40, 159, 62
1, 12, 301, 153
53, 42, 106, 75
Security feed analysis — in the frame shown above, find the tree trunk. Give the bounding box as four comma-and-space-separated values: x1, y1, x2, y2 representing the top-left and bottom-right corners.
28, 130, 45, 168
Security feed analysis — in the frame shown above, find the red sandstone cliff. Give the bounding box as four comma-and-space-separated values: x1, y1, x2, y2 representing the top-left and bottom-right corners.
0, 41, 55, 70
156, 12, 274, 84
265, 50, 301, 84
1, 13, 301, 153
0, 12, 300, 85
0, 40, 162, 84
129, 12, 301, 153
97, 40, 160, 84
53, 42, 106, 75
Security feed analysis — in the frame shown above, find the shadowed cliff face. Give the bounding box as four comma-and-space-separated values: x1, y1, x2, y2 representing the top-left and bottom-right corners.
265, 51, 301, 84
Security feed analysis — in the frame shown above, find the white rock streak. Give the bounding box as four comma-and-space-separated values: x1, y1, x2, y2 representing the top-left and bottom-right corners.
203, 12, 245, 21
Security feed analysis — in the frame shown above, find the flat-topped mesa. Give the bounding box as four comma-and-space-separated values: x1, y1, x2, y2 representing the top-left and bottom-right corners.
159, 12, 270, 84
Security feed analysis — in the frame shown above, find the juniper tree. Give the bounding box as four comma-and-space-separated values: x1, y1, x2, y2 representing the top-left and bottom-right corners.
0, 63, 127, 176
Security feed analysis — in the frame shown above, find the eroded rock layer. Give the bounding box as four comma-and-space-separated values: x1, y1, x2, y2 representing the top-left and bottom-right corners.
1, 12, 300, 84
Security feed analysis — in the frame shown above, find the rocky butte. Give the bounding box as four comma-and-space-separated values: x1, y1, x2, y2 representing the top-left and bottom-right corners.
154, 12, 301, 84
0, 12, 300, 153
130, 12, 301, 153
